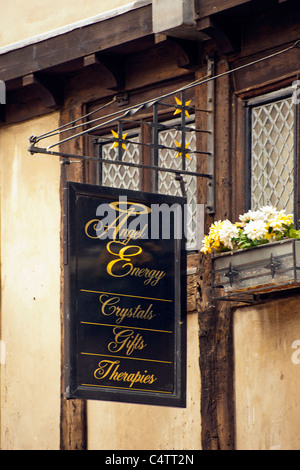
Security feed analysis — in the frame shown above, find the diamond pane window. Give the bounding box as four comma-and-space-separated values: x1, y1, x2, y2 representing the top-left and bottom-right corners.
158, 122, 197, 250
250, 94, 295, 214
101, 132, 140, 191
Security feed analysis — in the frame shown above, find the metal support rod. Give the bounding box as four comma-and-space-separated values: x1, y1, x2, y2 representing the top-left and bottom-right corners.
28, 145, 213, 179
107, 119, 212, 134
118, 121, 123, 161
108, 136, 212, 156
181, 90, 186, 171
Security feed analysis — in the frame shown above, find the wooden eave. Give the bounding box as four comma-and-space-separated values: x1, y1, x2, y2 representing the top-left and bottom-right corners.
0, 4, 156, 123
195, 0, 294, 54
1, 4, 153, 85
0, 2, 211, 124
195, 0, 291, 18
195, 0, 253, 17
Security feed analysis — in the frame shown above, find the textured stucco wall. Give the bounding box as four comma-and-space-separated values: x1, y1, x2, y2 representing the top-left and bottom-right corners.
0, 113, 61, 449
234, 296, 300, 450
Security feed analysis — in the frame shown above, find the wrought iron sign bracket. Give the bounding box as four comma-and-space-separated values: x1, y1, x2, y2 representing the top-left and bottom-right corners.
25, 54, 258, 216
28, 81, 216, 213
27, 42, 300, 216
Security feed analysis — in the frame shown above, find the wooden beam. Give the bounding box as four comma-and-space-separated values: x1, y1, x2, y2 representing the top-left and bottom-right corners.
83, 53, 125, 90
0, 4, 152, 83
161, 38, 201, 68
195, 0, 252, 18
197, 17, 239, 55
60, 105, 87, 451
22, 73, 63, 107
195, 61, 235, 450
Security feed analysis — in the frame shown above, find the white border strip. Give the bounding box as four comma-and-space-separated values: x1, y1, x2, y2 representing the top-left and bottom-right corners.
0, 0, 152, 56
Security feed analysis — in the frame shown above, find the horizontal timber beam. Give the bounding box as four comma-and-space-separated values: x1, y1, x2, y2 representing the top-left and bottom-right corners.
0, 4, 152, 83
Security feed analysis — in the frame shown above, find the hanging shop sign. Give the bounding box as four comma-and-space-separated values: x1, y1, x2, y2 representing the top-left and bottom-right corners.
64, 182, 187, 408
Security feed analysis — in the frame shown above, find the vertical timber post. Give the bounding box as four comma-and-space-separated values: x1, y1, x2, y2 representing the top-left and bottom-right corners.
206, 57, 215, 216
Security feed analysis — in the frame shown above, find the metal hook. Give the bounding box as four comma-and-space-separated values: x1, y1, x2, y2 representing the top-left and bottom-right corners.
175, 174, 187, 199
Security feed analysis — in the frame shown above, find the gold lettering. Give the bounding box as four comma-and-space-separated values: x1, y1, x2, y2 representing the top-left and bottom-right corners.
85, 201, 166, 287
99, 294, 119, 317
129, 267, 166, 286
85, 219, 102, 239
106, 242, 142, 278
108, 328, 147, 356
102, 206, 136, 240
94, 360, 120, 379
112, 368, 157, 388
93, 360, 158, 388
119, 223, 148, 240
98, 294, 156, 324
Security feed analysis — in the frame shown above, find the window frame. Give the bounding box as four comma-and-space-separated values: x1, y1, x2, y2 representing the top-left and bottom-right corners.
97, 127, 142, 190
244, 86, 299, 224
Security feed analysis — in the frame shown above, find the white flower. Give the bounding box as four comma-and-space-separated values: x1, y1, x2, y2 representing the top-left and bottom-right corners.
218, 220, 240, 249
243, 219, 268, 241
239, 209, 263, 224
258, 205, 280, 222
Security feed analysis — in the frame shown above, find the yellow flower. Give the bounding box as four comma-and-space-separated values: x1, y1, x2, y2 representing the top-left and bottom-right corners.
265, 230, 276, 240
209, 220, 223, 240
279, 213, 293, 225
200, 235, 212, 254
200, 220, 223, 252
267, 212, 293, 233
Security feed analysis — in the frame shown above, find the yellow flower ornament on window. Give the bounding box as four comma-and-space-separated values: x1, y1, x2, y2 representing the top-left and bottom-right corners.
174, 140, 191, 160
173, 96, 192, 118
111, 129, 128, 151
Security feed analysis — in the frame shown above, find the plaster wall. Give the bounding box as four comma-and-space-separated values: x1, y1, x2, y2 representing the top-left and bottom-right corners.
234, 296, 300, 450
0, 113, 61, 450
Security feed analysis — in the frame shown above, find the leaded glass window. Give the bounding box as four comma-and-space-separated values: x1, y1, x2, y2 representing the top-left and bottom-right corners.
157, 121, 197, 250
249, 89, 296, 215
100, 131, 140, 191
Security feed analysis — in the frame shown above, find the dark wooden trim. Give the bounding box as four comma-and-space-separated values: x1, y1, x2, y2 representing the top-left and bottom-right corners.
22, 73, 63, 107
195, 0, 295, 19
1, 34, 196, 126
0, 4, 152, 83
195, 63, 235, 450
231, 50, 300, 96
196, 17, 239, 55
60, 105, 87, 451
83, 53, 126, 91
195, 0, 252, 18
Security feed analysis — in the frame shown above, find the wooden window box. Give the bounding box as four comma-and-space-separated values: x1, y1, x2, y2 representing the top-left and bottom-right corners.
212, 239, 300, 300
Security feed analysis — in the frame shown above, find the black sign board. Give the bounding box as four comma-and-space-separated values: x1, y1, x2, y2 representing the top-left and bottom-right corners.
64, 182, 187, 408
